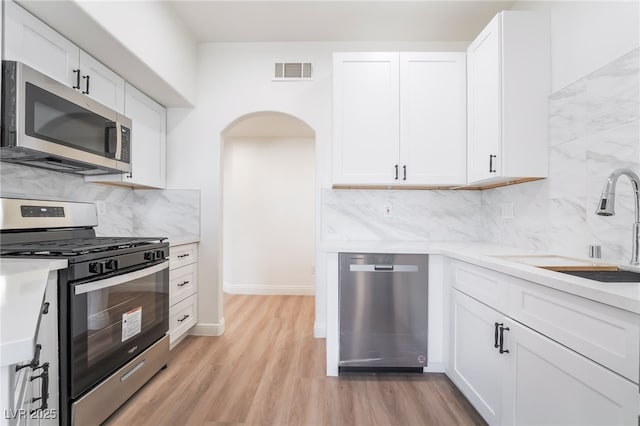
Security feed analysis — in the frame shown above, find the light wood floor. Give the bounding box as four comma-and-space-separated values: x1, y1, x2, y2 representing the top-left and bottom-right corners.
105, 294, 486, 426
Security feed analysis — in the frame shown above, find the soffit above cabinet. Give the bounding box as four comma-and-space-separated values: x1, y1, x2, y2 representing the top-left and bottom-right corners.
15, 0, 196, 107
166, 1, 515, 43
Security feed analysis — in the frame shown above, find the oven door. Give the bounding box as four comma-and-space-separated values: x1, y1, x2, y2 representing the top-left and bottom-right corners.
70, 261, 168, 398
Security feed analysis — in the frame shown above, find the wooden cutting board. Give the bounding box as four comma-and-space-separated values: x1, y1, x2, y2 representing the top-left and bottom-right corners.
495, 255, 619, 271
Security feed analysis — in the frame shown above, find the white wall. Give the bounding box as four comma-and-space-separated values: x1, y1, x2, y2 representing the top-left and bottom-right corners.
513, 1, 640, 91
223, 136, 315, 295
166, 40, 467, 333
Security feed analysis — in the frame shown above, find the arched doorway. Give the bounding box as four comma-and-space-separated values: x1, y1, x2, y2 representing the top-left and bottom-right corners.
221, 112, 316, 297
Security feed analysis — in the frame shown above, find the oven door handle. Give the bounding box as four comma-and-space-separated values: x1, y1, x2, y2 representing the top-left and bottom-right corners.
74, 261, 168, 295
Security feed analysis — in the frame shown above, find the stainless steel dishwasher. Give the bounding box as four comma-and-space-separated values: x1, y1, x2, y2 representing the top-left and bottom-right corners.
339, 253, 428, 372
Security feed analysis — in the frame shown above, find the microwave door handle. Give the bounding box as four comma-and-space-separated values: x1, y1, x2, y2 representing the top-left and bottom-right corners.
115, 122, 123, 160
105, 122, 118, 159
74, 262, 167, 295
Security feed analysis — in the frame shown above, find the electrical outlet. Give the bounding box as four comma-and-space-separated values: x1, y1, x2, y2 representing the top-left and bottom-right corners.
500, 202, 514, 219
96, 200, 106, 215
384, 205, 393, 218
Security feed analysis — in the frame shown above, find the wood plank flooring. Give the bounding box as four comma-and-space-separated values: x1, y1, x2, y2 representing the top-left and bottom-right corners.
105, 294, 486, 426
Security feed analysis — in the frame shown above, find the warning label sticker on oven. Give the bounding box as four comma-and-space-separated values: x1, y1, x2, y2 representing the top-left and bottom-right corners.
122, 307, 142, 342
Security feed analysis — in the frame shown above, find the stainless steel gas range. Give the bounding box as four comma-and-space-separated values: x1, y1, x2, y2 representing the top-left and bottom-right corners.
0, 198, 169, 425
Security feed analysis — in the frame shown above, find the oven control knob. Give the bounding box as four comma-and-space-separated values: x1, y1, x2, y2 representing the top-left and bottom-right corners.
105, 259, 118, 270
89, 262, 104, 274
144, 252, 154, 261
155, 250, 165, 260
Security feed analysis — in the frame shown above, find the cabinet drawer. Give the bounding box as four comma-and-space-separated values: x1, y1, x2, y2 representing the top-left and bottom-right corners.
169, 264, 197, 306
509, 280, 640, 383
169, 244, 197, 270
169, 294, 197, 345
449, 260, 509, 313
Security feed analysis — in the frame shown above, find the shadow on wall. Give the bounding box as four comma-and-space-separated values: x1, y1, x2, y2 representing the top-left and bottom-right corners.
221, 111, 316, 295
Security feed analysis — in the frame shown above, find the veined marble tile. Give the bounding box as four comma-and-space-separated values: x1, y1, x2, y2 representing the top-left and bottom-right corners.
133, 190, 201, 239
322, 189, 482, 242
549, 48, 639, 147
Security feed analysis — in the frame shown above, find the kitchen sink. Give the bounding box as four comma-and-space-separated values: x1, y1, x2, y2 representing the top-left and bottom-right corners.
556, 269, 640, 283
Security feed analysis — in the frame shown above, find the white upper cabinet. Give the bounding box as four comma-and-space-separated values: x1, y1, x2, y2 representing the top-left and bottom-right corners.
122, 84, 167, 189
466, 11, 550, 187
333, 52, 466, 187
333, 52, 400, 185
400, 52, 466, 186
4, 0, 79, 87
87, 84, 167, 189
78, 50, 125, 113
4, 0, 125, 114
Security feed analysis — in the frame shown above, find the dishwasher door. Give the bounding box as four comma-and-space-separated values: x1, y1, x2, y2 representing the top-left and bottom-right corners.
339, 253, 428, 370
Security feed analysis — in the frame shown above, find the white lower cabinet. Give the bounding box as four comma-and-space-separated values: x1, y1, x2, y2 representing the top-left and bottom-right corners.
449, 289, 503, 424
447, 260, 640, 426
503, 318, 638, 426
168, 242, 198, 348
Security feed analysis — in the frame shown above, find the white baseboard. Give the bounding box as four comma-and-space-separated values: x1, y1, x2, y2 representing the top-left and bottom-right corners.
423, 362, 446, 373
314, 322, 326, 338
225, 284, 314, 295
190, 318, 225, 336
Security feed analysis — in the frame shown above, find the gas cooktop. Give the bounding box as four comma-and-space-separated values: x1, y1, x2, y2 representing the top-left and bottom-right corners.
0, 236, 166, 256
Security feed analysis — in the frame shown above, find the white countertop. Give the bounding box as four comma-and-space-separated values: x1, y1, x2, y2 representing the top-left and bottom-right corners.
0, 258, 67, 366
168, 236, 200, 246
321, 241, 640, 315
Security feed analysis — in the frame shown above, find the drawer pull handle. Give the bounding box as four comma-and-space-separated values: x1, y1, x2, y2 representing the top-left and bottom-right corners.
178, 280, 190, 287
178, 314, 190, 323
494, 322, 501, 348
489, 154, 497, 173
177, 254, 190, 259
499, 325, 510, 354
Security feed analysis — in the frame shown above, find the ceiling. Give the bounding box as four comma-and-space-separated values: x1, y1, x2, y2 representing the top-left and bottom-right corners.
167, 1, 516, 43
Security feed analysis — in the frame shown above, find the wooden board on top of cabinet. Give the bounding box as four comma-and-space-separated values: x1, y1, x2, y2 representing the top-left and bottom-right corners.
466, 11, 550, 187
86, 83, 167, 189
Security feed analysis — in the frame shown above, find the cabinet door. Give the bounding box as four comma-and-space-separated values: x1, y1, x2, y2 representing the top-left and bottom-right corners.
4, 0, 80, 87
333, 52, 400, 185
502, 319, 639, 426
449, 289, 503, 425
123, 83, 167, 189
399, 53, 466, 186
79, 51, 125, 114
467, 13, 502, 183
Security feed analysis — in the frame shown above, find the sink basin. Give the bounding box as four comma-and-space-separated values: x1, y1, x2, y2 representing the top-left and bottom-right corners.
556, 269, 640, 283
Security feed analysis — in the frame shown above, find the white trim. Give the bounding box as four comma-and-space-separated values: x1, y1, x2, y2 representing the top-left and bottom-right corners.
190, 318, 225, 336
225, 284, 314, 295
314, 322, 326, 338
423, 362, 446, 373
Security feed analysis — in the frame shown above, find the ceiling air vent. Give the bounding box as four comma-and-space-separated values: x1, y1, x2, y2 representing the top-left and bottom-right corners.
274, 62, 312, 81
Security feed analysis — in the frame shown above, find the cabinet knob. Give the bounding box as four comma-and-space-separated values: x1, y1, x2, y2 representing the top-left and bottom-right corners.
82, 75, 91, 95
72, 69, 81, 89
499, 325, 510, 354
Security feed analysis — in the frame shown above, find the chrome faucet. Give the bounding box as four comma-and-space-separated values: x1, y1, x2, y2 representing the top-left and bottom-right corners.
595, 168, 640, 265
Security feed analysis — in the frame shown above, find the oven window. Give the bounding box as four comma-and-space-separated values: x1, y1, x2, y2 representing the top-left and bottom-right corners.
25, 83, 116, 157
70, 265, 168, 398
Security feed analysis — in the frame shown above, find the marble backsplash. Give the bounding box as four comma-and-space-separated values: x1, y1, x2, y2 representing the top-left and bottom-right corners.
322, 189, 483, 242
481, 48, 640, 264
0, 162, 200, 239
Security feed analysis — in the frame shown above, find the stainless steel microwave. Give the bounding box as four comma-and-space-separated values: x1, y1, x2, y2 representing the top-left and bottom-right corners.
1, 60, 132, 175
